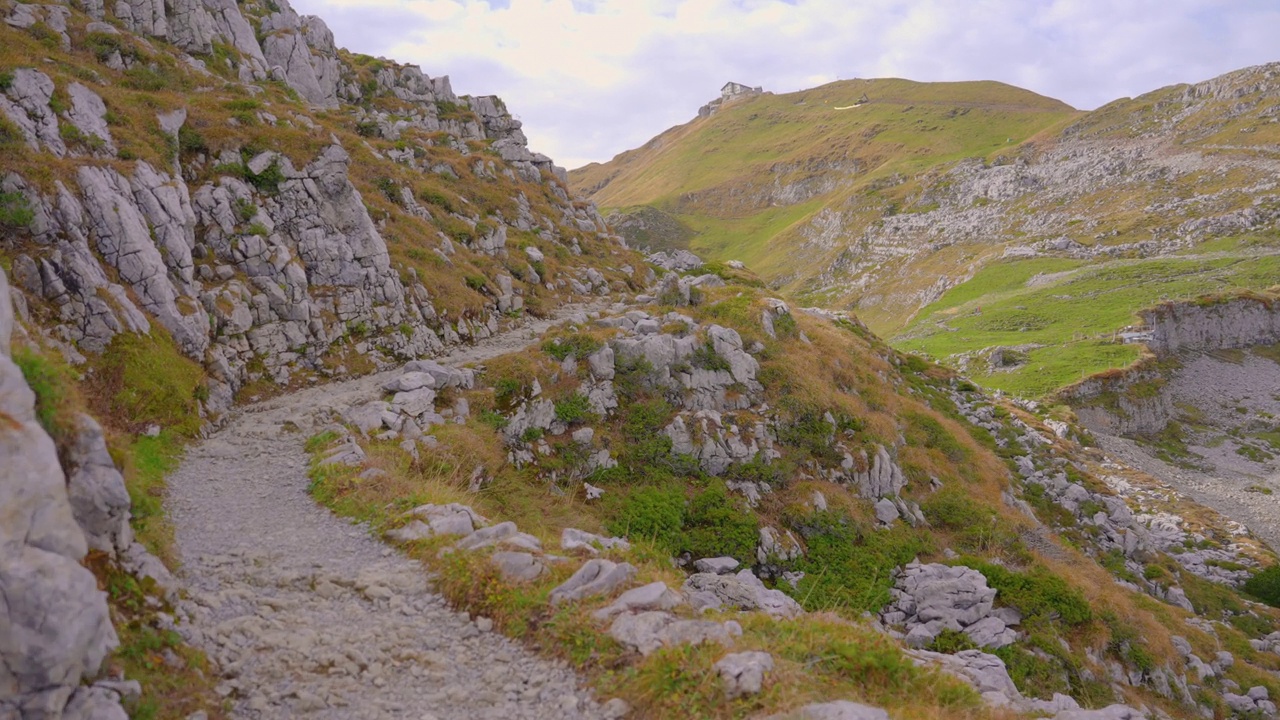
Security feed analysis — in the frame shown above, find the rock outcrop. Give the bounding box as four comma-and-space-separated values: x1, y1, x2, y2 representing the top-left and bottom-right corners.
881, 562, 1018, 649
0, 269, 126, 720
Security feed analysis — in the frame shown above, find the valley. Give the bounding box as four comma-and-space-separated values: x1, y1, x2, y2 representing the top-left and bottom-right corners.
3, 2, 1280, 720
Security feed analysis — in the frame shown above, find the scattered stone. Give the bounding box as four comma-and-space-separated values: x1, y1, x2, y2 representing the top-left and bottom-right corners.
693, 557, 740, 575
591, 582, 684, 621
714, 651, 773, 699
550, 559, 637, 605
682, 569, 802, 618
561, 528, 631, 554
490, 551, 547, 583
608, 611, 742, 656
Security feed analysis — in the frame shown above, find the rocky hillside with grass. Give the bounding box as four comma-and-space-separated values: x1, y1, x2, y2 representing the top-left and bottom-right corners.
300, 252, 1280, 719
0, 0, 638, 716
4, 2, 1280, 720
1059, 290, 1280, 552
571, 67, 1280, 398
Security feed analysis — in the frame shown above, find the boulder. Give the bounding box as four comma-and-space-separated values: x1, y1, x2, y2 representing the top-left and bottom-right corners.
560, 528, 630, 554
714, 651, 773, 699
682, 569, 802, 618
762, 701, 889, 720
592, 582, 684, 621
549, 559, 636, 605
608, 611, 742, 656
64, 414, 133, 555
490, 552, 546, 583
0, 272, 122, 716
693, 557, 740, 575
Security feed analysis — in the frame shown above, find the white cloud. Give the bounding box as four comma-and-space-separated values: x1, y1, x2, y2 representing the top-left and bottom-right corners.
290, 0, 1279, 169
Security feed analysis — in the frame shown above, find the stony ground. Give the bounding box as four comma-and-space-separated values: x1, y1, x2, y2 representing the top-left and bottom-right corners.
166, 309, 612, 720
1098, 351, 1280, 553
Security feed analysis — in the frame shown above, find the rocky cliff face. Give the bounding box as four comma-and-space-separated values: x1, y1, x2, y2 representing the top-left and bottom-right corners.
1, 0, 629, 422
1140, 294, 1280, 356
0, 268, 149, 720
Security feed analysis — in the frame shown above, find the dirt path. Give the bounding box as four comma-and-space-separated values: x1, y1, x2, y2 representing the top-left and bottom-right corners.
166, 307, 610, 720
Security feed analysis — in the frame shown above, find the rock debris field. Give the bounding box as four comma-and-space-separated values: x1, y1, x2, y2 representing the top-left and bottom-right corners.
165, 312, 613, 720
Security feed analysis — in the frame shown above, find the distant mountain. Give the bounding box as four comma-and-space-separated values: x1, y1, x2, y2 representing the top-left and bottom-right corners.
571, 68, 1280, 397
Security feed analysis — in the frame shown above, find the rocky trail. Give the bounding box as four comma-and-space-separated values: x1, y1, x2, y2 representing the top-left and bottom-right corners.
165, 308, 611, 720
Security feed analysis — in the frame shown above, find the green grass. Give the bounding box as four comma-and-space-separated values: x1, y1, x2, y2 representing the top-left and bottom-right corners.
123, 431, 185, 562
893, 253, 1280, 397
88, 330, 208, 435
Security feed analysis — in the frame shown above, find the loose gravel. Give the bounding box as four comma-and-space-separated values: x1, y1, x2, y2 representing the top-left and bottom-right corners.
166, 311, 611, 720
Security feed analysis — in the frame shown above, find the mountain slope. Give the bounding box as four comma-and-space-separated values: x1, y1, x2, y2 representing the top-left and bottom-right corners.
0, 0, 640, 716
571, 66, 1280, 397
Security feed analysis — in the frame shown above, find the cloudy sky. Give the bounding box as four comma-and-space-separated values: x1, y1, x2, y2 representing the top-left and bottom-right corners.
290, 0, 1278, 170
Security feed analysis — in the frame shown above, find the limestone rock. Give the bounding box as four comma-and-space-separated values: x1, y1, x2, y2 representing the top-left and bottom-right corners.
714, 651, 773, 699
549, 559, 636, 605
682, 569, 802, 618
490, 551, 546, 583
881, 562, 1015, 649
64, 83, 115, 154
0, 273, 122, 717
591, 582, 684, 621
762, 701, 890, 720
65, 414, 134, 555
560, 527, 630, 554
608, 611, 741, 656
693, 557, 740, 575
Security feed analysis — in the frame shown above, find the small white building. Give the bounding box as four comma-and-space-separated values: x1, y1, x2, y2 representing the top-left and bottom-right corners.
721, 81, 763, 100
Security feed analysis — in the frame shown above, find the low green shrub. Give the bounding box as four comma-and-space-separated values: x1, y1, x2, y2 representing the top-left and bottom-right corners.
542, 334, 603, 361
928, 628, 978, 654
791, 511, 931, 614
553, 393, 594, 425
1244, 565, 1280, 608
689, 341, 730, 372
680, 483, 759, 563
0, 191, 34, 229
959, 558, 1092, 627
606, 486, 685, 548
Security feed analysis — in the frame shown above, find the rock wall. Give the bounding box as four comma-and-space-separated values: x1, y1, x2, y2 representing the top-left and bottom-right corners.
1140, 294, 1280, 356
1, 0, 614, 421
0, 269, 129, 720
1059, 363, 1173, 437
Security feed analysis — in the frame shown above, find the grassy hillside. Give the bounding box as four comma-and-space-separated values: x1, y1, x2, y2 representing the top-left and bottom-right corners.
572, 64, 1280, 398
308, 267, 1280, 719
895, 233, 1280, 396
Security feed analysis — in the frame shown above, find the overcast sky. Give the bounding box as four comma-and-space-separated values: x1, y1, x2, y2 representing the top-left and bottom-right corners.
290, 0, 1279, 170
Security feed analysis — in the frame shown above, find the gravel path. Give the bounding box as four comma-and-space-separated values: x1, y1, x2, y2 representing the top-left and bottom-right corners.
166, 309, 610, 720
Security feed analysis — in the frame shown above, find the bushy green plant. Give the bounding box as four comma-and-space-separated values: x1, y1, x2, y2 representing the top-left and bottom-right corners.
928, 628, 978, 654
542, 334, 603, 361
178, 125, 207, 155
680, 483, 759, 563
493, 377, 526, 408
606, 486, 684, 548
553, 393, 594, 425
0, 191, 34, 230
689, 340, 730, 372
791, 511, 930, 613
245, 159, 284, 194
959, 558, 1092, 627
1244, 565, 1280, 608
